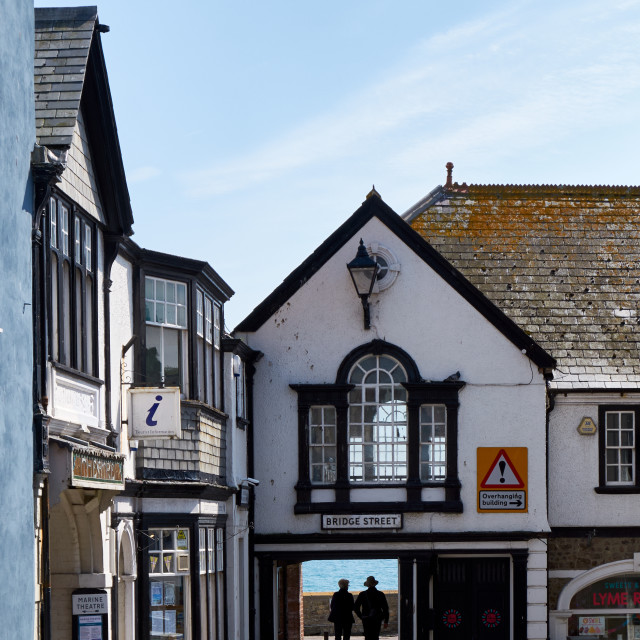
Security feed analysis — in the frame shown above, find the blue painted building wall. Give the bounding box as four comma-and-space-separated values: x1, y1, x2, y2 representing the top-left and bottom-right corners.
0, 0, 35, 636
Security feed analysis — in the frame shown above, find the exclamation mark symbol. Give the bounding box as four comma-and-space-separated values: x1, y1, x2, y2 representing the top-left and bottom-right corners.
499, 460, 506, 483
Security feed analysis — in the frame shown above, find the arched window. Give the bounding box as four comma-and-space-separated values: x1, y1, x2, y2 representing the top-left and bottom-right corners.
291, 340, 464, 513
348, 355, 408, 482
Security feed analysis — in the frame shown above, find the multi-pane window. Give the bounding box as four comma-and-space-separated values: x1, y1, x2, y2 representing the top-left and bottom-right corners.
198, 527, 224, 640
605, 410, 635, 484
145, 277, 188, 389
420, 405, 447, 480
148, 528, 190, 638
196, 289, 222, 408
47, 195, 96, 375
348, 355, 408, 482
309, 406, 337, 484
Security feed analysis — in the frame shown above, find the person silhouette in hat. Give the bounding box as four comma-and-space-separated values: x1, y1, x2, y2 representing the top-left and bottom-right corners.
354, 576, 389, 640
328, 578, 355, 640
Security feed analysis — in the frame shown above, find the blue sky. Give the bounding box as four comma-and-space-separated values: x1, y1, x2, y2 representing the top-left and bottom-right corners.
36, 0, 640, 328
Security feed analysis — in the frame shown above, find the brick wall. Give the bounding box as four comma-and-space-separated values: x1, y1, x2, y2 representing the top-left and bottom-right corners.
136, 402, 226, 481
303, 591, 398, 636
287, 565, 303, 640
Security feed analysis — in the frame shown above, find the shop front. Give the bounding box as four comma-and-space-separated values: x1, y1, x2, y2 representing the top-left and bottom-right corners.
551, 557, 640, 640
136, 511, 227, 640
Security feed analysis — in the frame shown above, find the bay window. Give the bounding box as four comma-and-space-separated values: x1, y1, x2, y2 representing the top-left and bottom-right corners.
47, 194, 96, 376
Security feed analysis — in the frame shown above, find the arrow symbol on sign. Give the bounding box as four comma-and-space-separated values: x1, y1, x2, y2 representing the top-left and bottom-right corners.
509, 499, 523, 507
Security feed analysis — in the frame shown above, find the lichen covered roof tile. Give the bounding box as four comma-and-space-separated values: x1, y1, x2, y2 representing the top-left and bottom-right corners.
408, 184, 640, 384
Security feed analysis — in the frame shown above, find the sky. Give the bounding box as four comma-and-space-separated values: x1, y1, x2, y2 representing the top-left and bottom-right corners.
35, 0, 640, 329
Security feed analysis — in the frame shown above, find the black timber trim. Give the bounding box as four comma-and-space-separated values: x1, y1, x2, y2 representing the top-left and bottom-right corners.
81, 26, 133, 236
258, 555, 275, 640
512, 549, 528, 640
122, 479, 233, 501
255, 532, 543, 546
335, 339, 421, 383
550, 526, 640, 537
597, 404, 640, 491
399, 556, 416, 638
235, 194, 556, 371
140, 248, 234, 301
291, 384, 353, 504
294, 500, 462, 514
136, 468, 226, 484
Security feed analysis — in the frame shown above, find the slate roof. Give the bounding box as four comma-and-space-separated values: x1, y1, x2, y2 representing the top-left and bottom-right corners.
33, 6, 134, 236
236, 192, 555, 371
34, 6, 98, 147
403, 182, 640, 389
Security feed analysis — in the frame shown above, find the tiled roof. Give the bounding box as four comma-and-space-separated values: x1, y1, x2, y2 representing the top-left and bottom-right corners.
404, 184, 640, 388
34, 6, 97, 147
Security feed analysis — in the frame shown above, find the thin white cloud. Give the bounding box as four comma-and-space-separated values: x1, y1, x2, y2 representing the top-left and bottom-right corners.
128, 166, 161, 184
182, 0, 640, 198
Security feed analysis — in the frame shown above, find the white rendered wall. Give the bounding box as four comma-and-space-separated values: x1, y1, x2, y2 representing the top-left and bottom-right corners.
238, 217, 549, 537
109, 253, 135, 476
549, 392, 640, 527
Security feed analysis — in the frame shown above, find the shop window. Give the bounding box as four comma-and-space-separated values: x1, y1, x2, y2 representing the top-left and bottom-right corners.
47, 194, 96, 376
598, 406, 640, 490
148, 528, 191, 639
566, 574, 640, 638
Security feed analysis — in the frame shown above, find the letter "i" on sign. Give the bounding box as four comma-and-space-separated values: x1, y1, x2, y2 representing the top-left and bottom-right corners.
146, 395, 163, 426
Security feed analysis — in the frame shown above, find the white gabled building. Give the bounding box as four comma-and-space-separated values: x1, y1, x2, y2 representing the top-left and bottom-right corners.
235, 190, 555, 640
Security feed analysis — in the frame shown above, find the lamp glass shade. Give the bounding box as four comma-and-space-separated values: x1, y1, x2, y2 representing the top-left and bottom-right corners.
347, 240, 379, 297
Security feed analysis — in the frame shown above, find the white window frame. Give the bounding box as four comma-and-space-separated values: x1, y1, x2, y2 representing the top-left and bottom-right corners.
309, 406, 337, 484
348, 355, 408, 482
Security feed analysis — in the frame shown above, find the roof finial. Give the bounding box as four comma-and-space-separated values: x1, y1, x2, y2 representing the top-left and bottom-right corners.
366, 185, 381, 199
445, 162, 454, 188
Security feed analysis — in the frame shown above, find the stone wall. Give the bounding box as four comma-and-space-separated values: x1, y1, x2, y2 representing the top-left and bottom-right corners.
548, 535, 640, 609
303, 592, 398, 636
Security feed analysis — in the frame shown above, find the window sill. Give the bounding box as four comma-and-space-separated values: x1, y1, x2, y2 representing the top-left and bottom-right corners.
595, 485, 640, 494
51, 360, 104, 386
295, 500, 462, 514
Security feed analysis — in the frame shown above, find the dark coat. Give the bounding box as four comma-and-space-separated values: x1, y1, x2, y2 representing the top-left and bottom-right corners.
328, 588, 355, 624
354, 587, 389, 624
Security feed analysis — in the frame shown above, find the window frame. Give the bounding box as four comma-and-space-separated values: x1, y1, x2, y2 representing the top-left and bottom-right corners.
139, 267, 226, 411
138, 514, 226, 640
291, 340, 464, 513
597, 405, 640, 493
46, 193, 98, 377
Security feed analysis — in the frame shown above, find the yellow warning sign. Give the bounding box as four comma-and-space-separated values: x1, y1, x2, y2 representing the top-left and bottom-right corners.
477, 448, 528, 513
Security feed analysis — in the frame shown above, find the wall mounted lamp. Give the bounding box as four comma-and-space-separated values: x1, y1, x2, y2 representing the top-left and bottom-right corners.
347, 239, 380, 330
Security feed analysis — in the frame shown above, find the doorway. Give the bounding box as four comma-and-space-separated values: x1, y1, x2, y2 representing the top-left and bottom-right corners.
433, 557, 510, 640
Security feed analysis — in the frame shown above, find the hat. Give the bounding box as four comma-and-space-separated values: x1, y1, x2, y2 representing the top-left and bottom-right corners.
363, 576, 378, 587
338, 579, 349, 588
